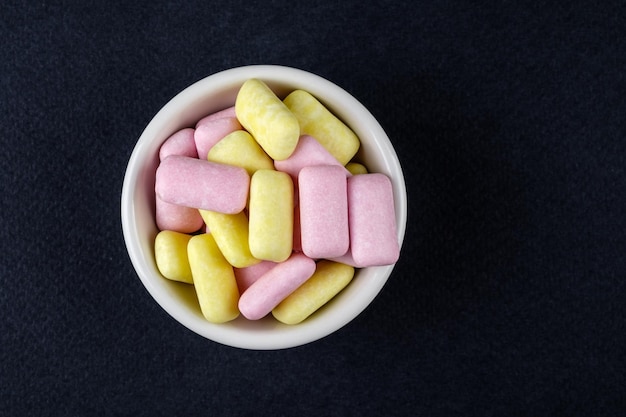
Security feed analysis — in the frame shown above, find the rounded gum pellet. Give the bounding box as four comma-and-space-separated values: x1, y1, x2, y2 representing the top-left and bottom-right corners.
238, 252, 316, 320
195, 106, 237, 127
194, 117, 242, 160
187, 233, 240, 323
159, 128, 198, 161
198, 209, 259, 269
155, 155, 249, 214
208, 130, 274, 176
155, 196, 203, 234
274, 135, 350, 181
332, 173, 400, 267
235, 79, 300, 161
298, 165, 350, 259
234, 260, 277, 294
248, 169, 294, 262
283, 89, 360, 166
345, 161, 368, 175
272, 260, 354, 324
154, 230, 194, 284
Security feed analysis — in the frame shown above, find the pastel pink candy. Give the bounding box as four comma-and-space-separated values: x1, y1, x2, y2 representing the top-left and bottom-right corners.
234, 260, 277, 293
193, 117, 241, 160
195, 106, 237, 127
298, 165, 349, 259
332, 173, 399, 267
159, 128, 198, 161
238, 253, 316, 320
274, 135, 350, 180
155, 155, 249, 214
279, 136, 350, 254
155, 196, 203, 233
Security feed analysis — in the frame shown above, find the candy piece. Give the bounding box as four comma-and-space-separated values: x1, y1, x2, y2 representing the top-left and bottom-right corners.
234, 260, 277, 293
272, 260, 354, 324
199, 209, 260, 269
208, 130, 274, 176
154, 230, 193, 284
238, 252, 316, 320
235, 79, 300, 161
194, 117, 242, 160
332, 173, 400, 267
159, 128, 198, 161
298, 165, 349, 259
345, 162, 368, 175
283, 89, 360, 165
195, 106, 237, 127
273, 135, 350, 180
187, 233, 240, 323
248, 169, 294, 262
155, 196, 203, 233
155, 155, 249, 214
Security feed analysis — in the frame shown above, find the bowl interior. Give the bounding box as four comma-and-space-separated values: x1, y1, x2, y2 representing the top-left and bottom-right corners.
121, 65, 407, 349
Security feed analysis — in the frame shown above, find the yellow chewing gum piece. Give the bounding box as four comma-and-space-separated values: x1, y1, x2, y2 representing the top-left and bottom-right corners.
187, 234, 240, 323
272, 260, 354, 325
283, 89, 360, 166
207, 130, 274, 176
235, 79, 300, 161
154, 230, 193, 284
248, 169, 294, 262
199, 209, 260, 269
345, 161, 368, 175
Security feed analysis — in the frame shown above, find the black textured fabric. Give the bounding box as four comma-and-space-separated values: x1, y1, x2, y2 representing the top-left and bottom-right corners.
2, 1, 625, 416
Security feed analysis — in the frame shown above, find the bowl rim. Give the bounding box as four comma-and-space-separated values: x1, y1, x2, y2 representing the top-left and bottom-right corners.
121, 65, 407, 350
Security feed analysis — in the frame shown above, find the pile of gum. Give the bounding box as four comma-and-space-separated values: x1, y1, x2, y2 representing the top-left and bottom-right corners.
154, 79, 399, 325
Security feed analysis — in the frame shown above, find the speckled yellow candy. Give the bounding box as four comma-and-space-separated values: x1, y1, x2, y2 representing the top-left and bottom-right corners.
199, 209, 260, 269
187, 234, 240, 323
235, 79, 300, 161
248, 169, 293, 262
154, 230, 193, 284
345, 161, 368, 175
283, 89, 360, 166
207, 130, 274, 175
272, 260, 354, 325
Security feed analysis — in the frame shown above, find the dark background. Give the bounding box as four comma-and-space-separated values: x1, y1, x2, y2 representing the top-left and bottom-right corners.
2, 1, 625, 416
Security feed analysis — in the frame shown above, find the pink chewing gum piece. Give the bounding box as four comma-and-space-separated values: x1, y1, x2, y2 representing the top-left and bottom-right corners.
155, 155, 249, 214
333, 173, 399, 267
298, 165, 350, 259
274, 135, 350, 181
238, 253, 316, 320
155, 196, 203, 233
234, 260, 277, 294
195, 106, 237, 127
159, 128, 198, 161
193, 117, 242, 160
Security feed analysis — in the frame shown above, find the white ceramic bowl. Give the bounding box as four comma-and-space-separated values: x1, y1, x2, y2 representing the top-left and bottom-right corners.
121, 65, 407, 350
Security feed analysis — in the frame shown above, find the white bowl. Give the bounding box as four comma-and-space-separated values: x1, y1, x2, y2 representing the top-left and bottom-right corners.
121, 65, 407, 350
